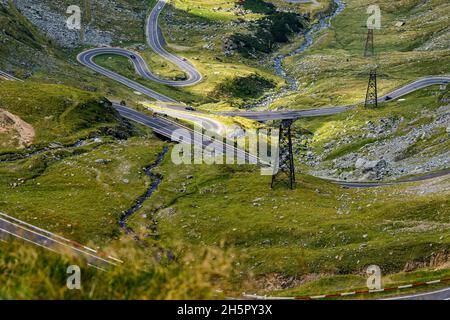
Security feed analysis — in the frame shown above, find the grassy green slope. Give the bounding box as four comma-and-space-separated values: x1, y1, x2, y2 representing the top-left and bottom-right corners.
0, 1, 160, 102
0, 0, 448, 298
275, 0, 450, 110
126, 157, 449, 283
294, 85, 449, 166
0, 81, 122, 148
93, 1, 287, 108
0, 240, 234, 299
0, 80, 171, 245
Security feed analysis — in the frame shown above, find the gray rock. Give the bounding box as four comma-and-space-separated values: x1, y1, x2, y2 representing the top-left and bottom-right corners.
95, 159, 110, 165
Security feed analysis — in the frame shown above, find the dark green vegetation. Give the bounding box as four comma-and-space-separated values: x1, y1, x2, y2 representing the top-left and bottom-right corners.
241, 0, 276, 14
0, 1, 161, 102
209, 73, 275, 103
91, 0, 287, 109
0, 81, 168, 245
0, 3, 46, 50
230, 12, 308, 57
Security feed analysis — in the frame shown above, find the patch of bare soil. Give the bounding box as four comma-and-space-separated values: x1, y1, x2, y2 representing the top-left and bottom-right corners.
254, 272, 330, 292
0, 109, 35, 148
403, 252, 450, 272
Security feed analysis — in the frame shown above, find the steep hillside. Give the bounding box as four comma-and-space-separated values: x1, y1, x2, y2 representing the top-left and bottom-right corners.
0, 0, 448, 300
0, 1, 160, 100
11, 0, 153, 48
276, 0, 450, 109
0, 81, 125, 148
294, 85, 450, 182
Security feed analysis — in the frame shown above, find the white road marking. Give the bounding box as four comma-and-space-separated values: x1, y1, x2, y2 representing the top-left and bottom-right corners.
108, 256, 124, 264
83, 246, 98, 253
0, 217, 116, 266
0, 227, 59, 253
0, 212, 100, 255
426, 280, 441, 285
369, 289, 385, 293
383, 287, 450, 300
88, 263, 107, 272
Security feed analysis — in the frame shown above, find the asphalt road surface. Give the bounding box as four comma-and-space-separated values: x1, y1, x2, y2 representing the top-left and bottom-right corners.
5, 0, 450, 201
0, 212, 121, 270
77, 0, 201, 101
113, 103, 260, 164
149, 106, 228, 133
1, 1, 449, 298
145, 0, 202, 86
384, 287, 450, 300
77, 48, 177, 103
0, 70, 22, 81
221, 77, 450, 121
77, 1, 449, 128
335, 168, 450, 188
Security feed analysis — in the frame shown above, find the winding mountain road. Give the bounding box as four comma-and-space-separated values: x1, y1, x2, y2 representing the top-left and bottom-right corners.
0, 70, 22, 81
1, 0, 449, 300
114, 103, 260, 164
76, 0, 450, 186
222, 76, 450, 121
76, 1, 450, 126
0, 212, 121, 270
77, 0, 201, 102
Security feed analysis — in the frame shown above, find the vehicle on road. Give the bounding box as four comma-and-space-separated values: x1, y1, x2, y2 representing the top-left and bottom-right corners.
385, 96, 393, 101
185, 106, 196, 111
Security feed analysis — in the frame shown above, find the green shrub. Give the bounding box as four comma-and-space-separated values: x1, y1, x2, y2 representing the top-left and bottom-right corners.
230, 13, 308, 57
240, 0, 276, 14
210, 74, 275, 100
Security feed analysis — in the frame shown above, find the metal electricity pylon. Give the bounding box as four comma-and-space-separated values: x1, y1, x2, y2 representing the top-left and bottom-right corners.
364, 28, 374, 57
271, 119, 296, 190
85, 0, 94, 24
364, 25, 378, 108
364, 69, 378, 108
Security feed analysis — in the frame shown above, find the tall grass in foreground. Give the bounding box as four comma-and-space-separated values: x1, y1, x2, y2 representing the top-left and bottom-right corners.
0, 240, 236, 300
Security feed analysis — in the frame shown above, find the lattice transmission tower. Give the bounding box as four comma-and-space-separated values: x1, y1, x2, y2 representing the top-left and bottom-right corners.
271, 119, 296, 190
363, 26, 378, 108
364, 69, 378, 108
364, 28, 374, 57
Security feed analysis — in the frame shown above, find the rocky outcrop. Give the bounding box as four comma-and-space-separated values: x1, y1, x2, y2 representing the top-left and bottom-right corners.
306, 105, 450, 182
10, 0, 146, 48
10, 1, 102, 47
